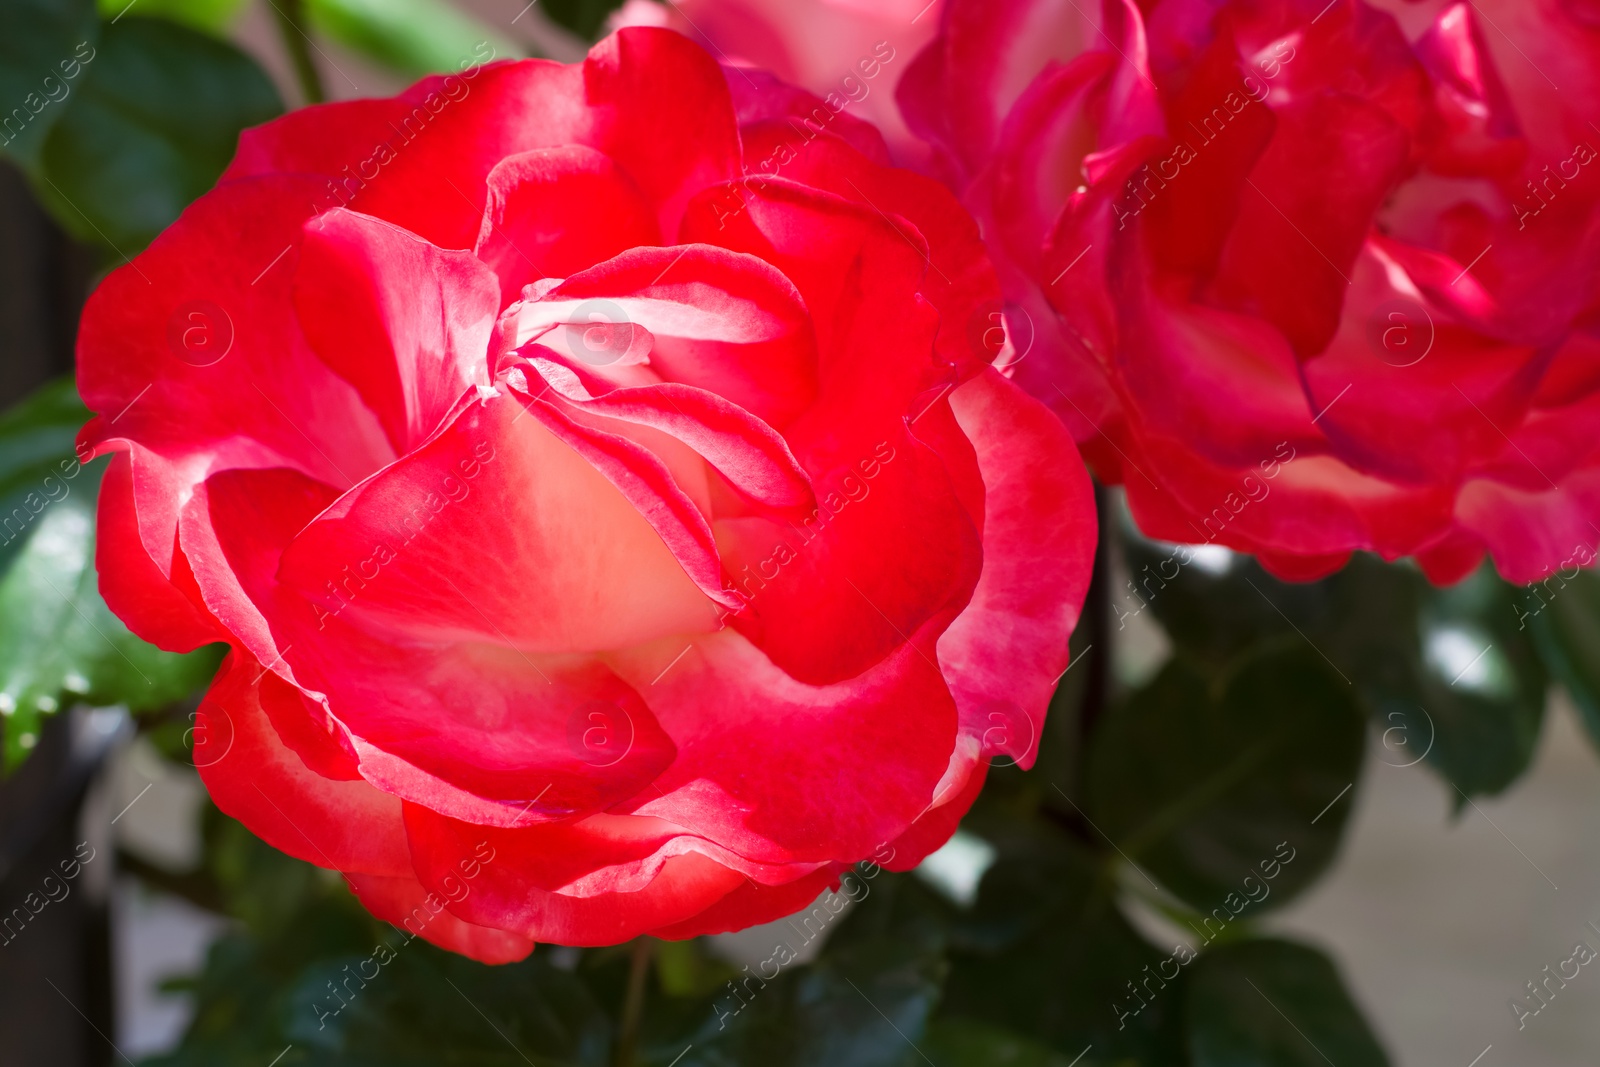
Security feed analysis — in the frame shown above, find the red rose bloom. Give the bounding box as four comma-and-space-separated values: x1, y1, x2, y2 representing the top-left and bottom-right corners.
904, 0, 1600, 582
78, 29, 1095, 960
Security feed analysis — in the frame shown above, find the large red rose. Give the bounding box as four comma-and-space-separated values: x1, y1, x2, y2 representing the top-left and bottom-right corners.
78, 28, 1095, 961
904, 0, 1600, 583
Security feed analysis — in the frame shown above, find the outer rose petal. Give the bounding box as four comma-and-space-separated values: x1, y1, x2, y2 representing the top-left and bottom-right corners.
403, 804, 750, 946
345, 871, 535, 964
77, 176, 394, 574
938, 370, 1096, 767
179, 466, 343, 681
96, 453, 219, 652
610, 627, 960, 864
1212, 93, 1411, 356
293, 209, 499, 455
724, 68, 892, 165
1125, 429, 1456, 564
196, 650, 412, 879
190, 462, 682, 829
1300, 243, 1545, 485
404, 806, 825, 899
621, 0, 938, 162
910, 0, 1102, 178
881, 757, 990, 871
647, 865, 846, 940
256, 30, 741, 252
711, 424, 982, 685
1112, 253, 1327, 469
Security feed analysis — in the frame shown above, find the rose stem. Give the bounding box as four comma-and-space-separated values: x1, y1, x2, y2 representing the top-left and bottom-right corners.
613, 937, 655, 1067
270, 0, 326, 105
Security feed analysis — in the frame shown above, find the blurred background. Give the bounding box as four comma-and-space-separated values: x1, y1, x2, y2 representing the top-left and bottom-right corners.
2, 1, 1600, 1064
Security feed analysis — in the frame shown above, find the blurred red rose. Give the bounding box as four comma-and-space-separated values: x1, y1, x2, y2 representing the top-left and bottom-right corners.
608, 0, 942, 163
904, 0, 1600, 583
78, 28, 1095, 961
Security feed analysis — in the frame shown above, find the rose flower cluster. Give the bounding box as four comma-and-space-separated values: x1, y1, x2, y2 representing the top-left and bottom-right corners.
903, 0, 1600, 583
81, 0, 1600, 959
78, 29, 1094, 959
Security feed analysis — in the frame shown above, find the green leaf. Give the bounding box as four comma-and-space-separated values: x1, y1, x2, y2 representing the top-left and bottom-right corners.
1185, 939, 1390, 1067
665, 874, 951, 1067
305, 0, 516, 78
154, 808, 614, 1067
1086, 647, 1365, 915
1122, 511, 1547, 801
1410, 564, 1547, 800
0, 379, 222, 769
97, 0, 250, 33
1528, 567, 1600, 753
0, 0, 99, 167
296, 948, 612, 1066
34, 16, 281, 251
941, 826, 1187, 1064
922, 1019, 1085, 1067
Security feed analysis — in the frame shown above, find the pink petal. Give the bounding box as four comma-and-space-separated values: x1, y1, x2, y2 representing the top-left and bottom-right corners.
938, 370, 1096, 768
1300, 242, 1545, 485
1211, 93, 1410, 356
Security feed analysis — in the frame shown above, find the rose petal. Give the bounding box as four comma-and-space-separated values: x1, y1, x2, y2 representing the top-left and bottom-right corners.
295, 208, 499, 455
196, 650, 411, 878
